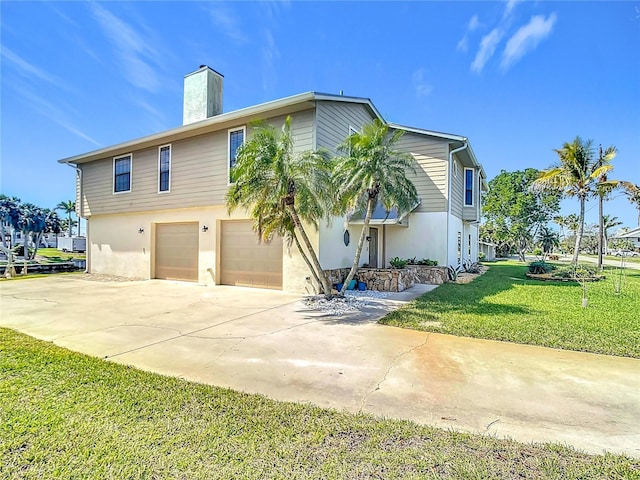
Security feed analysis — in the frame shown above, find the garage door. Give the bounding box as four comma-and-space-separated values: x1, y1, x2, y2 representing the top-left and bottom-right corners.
155, 222, 199, 281
220, 220, 283, 289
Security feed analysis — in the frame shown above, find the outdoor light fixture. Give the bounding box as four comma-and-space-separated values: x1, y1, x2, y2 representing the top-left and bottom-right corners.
202, 225, 209, 232
366, 236, 371, 242
138, 228, 144, 234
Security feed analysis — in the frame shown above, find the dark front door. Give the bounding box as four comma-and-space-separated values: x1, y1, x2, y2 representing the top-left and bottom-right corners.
368, 227, 378, 268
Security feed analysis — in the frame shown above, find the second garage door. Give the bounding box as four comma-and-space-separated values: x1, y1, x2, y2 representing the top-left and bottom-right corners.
220, 220, 283, 289
155, 222, 199, 282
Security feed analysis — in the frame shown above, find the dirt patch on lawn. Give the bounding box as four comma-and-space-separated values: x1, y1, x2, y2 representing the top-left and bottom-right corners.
454, 265, 488, 284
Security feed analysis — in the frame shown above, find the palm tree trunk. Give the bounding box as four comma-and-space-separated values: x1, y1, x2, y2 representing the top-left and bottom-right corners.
285, 204, 331, 297
573, 197, 586, 265
340, 197, 375, 295
597, 194, 604, 269
292, 230, 322, 293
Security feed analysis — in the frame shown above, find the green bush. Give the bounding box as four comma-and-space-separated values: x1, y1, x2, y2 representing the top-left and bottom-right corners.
478, 252, 486, 261
528, 260, 554, 274
553, 264, 600, 280
417, 258, 438, 266
389, 257, 408, 269
405, 257, 418, 265
532, 247, 543, 256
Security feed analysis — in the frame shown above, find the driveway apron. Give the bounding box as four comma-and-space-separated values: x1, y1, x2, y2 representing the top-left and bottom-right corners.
1, 276, 638, 458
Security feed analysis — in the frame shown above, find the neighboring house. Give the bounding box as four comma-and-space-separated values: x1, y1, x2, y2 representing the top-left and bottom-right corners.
58, 66, 486, 293
614, 227, 640, 251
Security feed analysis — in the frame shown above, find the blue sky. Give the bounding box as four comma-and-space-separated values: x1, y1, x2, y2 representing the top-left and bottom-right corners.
2, 1, 639, 230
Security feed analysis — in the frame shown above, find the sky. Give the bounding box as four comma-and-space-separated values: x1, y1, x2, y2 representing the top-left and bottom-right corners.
2, 0, 639, 232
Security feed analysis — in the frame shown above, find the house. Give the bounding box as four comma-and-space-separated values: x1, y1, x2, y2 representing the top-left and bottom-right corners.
58, 66, 486, 293
613, 227, 640, 251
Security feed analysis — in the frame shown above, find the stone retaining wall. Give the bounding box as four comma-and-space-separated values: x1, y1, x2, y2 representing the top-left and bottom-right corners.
324, 265, 448, 292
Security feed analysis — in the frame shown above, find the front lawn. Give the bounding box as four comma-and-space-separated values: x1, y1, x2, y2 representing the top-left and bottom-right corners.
381, 261, 640, 358
37, 247, 86, 261
1, 329, 637, 479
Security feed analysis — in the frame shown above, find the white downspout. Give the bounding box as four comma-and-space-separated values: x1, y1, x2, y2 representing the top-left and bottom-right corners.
63, 161, 88, 273
447, 142, 468, 267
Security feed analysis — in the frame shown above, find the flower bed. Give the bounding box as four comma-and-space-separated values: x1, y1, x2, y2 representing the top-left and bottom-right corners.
324, 265, 448, 292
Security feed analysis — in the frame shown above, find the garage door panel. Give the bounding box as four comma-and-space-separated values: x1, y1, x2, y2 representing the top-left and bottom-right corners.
155, 223, 199, 282
220, 220, 283, 290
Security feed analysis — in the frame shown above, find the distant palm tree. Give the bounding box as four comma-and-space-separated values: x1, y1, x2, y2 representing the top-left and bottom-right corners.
621, 183, 640, 226
226, 117, 334, 297
333, 120, 418, 295
533, 137, 612, 264
56, 200, 76, 237
593, 144, 618, 269
602, 214, 622, 255
537, 226, 559, 257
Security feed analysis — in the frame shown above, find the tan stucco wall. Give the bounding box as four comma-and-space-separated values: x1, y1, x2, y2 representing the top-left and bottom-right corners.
87, 207, 314, 293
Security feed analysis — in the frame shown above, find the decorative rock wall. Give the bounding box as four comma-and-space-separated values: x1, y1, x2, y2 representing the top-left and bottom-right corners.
323, 265, 448, 293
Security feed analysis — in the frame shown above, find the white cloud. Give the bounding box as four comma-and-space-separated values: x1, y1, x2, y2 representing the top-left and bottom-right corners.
471, 28, 504, 73
208, 5, 249, 44
457, 14, 481, 52
412, 68, 433, 98
503, 0, 522, 19
261, 30, 280, 92
1, 47, 65, 87
501, 13, 557, 70
91, 3, 161, 93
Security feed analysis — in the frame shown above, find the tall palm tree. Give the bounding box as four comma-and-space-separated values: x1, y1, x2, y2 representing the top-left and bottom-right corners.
225, 117, 334, 297
537, 225, 559, 257
594, 144, 618, 269
553, 215, 567, 242
333, 120, 418, 295
602, 214, 622, 255
533, 137, 612, 264
621, 183, 640, 226
56, 200, 76, 237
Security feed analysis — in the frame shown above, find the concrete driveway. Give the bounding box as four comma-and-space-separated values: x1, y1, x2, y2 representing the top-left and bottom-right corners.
1, 275, 638, 458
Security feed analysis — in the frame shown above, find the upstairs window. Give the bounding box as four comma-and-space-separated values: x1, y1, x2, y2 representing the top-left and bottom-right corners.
113, 154, 132, 193
228, 127, 245, 183
464, 168, 474, 206
158, 145, 171, 193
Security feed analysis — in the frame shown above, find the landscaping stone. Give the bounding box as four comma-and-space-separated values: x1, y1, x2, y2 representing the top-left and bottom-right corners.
323, 265, 448, 293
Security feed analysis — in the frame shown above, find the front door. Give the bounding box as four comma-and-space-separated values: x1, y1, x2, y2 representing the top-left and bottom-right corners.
368, 227, 378, 268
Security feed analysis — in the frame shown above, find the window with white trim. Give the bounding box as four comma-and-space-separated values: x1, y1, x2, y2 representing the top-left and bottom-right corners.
464, 168, 474, 206
158, 145, 171, 193
228, 126, 245, 183
113, 154, 132, 193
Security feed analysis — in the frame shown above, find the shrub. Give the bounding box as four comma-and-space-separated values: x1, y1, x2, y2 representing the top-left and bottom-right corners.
417, 258, 438, 266
532, 247, 543, 256
478, 252, 486, 261
553, 263, 600, 280
405, 257, 418, 265
389, 257, 408, 269
528, 260, 554, 274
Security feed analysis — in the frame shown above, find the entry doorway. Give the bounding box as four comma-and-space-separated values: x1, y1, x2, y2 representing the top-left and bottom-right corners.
368, 227, 378, 268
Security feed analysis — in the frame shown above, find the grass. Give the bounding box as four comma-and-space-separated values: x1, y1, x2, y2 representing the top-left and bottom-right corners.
1, 328, 637, 479
37, 247, 86, 261
581, 253, 640, 264
381, 261, 640, 358
0, 271, 82, 282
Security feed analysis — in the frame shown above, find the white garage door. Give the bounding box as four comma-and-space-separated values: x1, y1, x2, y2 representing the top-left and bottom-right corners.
155, 222, 199, 282
220, 220, 283, 289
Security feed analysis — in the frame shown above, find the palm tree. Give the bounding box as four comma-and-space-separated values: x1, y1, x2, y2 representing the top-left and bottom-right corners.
593, 144, 618, 268
533, 137, 612, 264
553, 215, 567, 242
621, 183, 640, 226
333, 120, 418, 295
537, 225, 559, 258
225, 117, 334, 297
56, 200, 76, 237
602, 214, 622, 255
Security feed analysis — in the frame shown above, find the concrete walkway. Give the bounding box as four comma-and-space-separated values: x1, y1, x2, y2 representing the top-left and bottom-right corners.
1, 276, 638, 458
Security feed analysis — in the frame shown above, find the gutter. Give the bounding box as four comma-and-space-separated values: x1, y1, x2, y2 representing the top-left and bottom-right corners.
447, 141, 468, 266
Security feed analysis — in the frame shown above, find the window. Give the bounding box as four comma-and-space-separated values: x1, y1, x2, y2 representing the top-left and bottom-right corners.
113, 154, 132, 193
468, 234, 472, 257
228, 127, 245, 183
464, 168, 474, 206
158, 145, 171, 193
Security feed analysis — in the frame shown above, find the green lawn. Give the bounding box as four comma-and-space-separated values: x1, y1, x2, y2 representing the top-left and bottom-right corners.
1, 329, 637, 479
581, 253, 640, 264
381, 261, 640, 358
37, 247, 86, 261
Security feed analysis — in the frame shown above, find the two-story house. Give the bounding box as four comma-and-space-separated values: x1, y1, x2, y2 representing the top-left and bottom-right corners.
58, 66, 486, 293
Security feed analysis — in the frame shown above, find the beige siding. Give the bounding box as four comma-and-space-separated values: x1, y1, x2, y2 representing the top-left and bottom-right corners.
394, 132, 449, 213
315, 101, 376, 153
451, 154, 464, 217
81, 109, 314, 216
